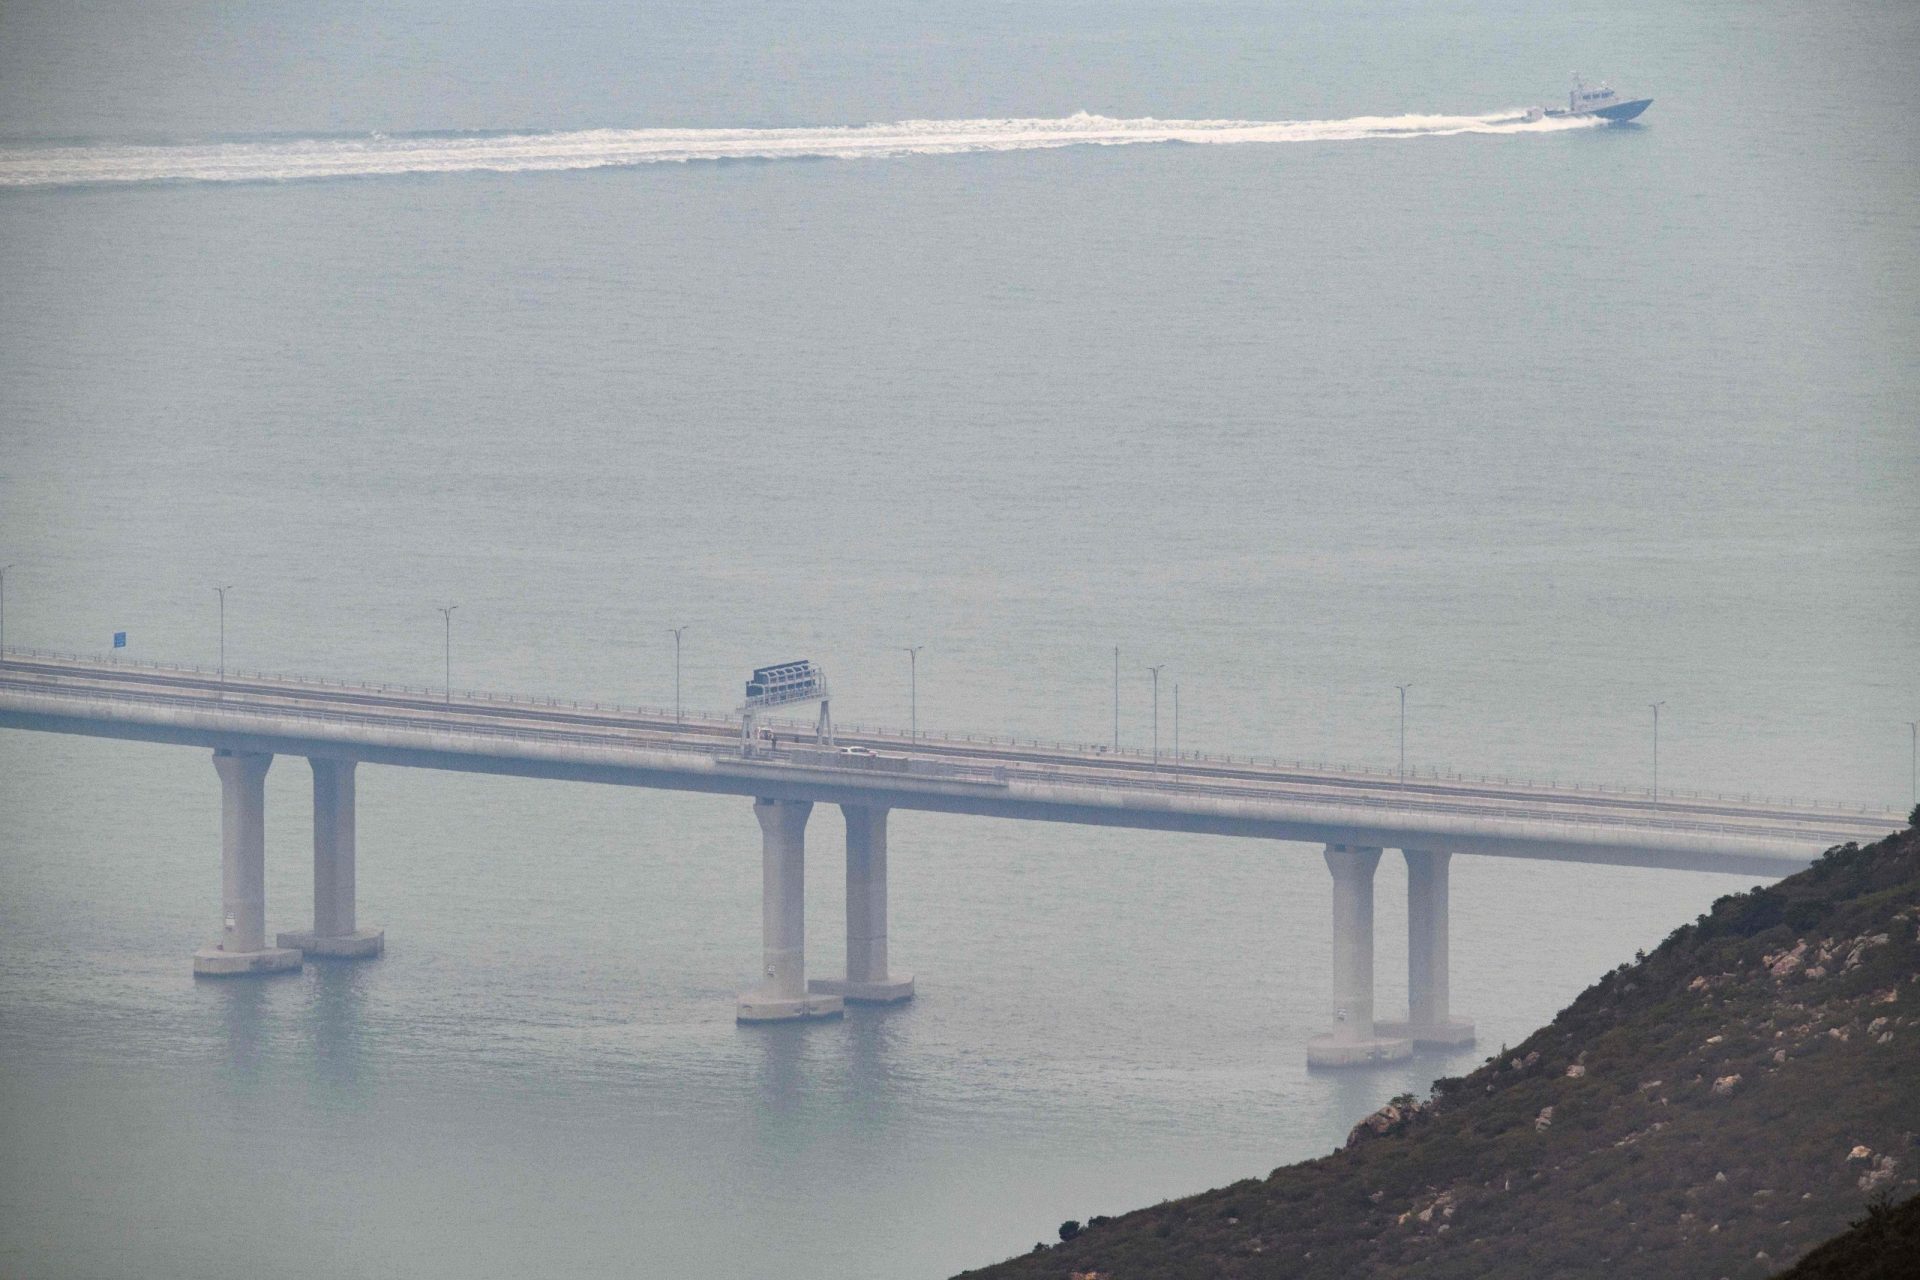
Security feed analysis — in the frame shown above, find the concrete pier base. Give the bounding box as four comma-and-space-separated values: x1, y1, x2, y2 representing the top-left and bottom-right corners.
276, 927, 385, 959
274, 758, 383, 962
1374, 1017, 1476, 1049
192, 943, 303, 976
1305, 844, 1409, 1067
808, 804, 914, 1005
737, 992, 845, 1022
737, 799, 842, 1024
193, 750, 303, 978
1306, 1033, 1414, 1067
808, 975, 914, 1003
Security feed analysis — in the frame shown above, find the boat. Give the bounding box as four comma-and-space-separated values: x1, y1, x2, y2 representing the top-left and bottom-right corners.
1525, 75, 1652, 123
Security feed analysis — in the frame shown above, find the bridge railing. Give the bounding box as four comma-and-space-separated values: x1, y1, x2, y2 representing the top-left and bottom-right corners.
2, 644, 1899, 819
0, 676, 1016, 786
992, 763, 1870, 842
0, 675, 1894, 841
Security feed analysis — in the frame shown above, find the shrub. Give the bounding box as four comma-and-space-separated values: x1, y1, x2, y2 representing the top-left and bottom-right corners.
1786, 898, 1828, 931
1728, 892, 1786, 937
1059, 1220, 1082, 1242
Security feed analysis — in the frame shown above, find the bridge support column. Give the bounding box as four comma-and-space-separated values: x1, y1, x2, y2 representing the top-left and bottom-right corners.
1307, 844, 1410, 1067
1378, 850, 1475, 1049
737, 799, 842, 1023
277, 758, 383, 959
193, 750, 302, 977
809, 805, 914, 1003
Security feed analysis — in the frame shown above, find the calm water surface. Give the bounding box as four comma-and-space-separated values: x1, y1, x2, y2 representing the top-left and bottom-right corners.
1, 2, 1916, 1276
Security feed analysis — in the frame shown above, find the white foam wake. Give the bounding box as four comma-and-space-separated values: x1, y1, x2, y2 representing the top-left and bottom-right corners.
0, 110, 1599, 189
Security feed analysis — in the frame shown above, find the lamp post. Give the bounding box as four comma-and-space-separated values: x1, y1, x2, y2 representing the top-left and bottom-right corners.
1650, 701, 1666, 803
0, 563, 14, 657
1395, 683, 1412, 785
437, 604, 458, 706
1907, 720, 1917, 808
1146, 664, 1165, 767
1112, 645, 1120, 751
667, 625, 689, 723
1173, 681, 1180, 771
213, 584, 233, 689
902, 645, 922, 743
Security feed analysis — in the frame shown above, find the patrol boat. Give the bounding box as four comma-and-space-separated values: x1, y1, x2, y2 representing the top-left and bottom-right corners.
1526, 75, 1652, 123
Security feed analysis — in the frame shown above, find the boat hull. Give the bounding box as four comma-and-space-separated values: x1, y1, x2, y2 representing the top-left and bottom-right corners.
1547, 97, 1652, 123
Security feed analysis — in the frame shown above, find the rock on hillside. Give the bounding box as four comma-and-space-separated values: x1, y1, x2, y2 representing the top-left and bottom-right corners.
957, 822, 1920, 1280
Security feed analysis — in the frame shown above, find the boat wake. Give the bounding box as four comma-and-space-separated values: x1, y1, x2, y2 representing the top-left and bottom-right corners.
0, 110, 1601, 189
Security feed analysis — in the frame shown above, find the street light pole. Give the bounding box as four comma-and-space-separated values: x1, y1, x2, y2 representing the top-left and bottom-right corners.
1112, 645, 1120, 751
213, 584, 233, 689
438, 605, 458, 706
1907, 720, 1917, 808
1650, 701, 1666, 803
1395, 683, 1412, 785
1146, 664, 1165, 767
1173, 681, 1180, 770
0, 563, 14, 657
667, 625, 689, 723
902, 645, 922, 743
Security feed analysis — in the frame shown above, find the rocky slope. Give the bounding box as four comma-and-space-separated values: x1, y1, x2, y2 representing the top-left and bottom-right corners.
958, 820, 1920, 1279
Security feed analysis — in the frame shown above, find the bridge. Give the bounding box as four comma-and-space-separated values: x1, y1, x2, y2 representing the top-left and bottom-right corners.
0, 649, 1900, 1066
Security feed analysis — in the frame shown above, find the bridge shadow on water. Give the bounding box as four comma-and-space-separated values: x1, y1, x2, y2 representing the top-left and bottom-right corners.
302, 961, 374, 1105
747, 1006, 909, 1145
214, 977, 272, 1086
204, 961, 374, 1106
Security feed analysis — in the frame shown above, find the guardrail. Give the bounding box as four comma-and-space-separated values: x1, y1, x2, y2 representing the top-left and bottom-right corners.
2, 675, 1891, 846
994, 764, 1873, 843
0, 676, 1014, 787
2, 644, 1900, 819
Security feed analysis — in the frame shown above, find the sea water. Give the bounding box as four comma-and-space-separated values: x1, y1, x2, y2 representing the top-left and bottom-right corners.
1, 2, 1915, 1276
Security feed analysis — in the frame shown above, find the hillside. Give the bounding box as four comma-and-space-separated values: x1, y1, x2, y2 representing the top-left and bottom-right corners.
958, 819, 1920, 1279
1779, 1189, 1920, 1278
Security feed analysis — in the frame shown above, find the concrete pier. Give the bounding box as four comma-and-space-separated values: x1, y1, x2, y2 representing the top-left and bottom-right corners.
1306, 844, 1410, 1066
277, 757, 383, 959
809, 805, 913, 1004
737, 798, 843, 1023
1378, 849, 1475, 1049
193, 750, 302, 977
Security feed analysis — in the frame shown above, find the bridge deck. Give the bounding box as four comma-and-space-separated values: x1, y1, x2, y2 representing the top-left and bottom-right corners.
0, 652, 1900, 876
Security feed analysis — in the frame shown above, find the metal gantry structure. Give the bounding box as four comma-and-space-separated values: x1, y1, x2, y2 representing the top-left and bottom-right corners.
738, 659, 831, 752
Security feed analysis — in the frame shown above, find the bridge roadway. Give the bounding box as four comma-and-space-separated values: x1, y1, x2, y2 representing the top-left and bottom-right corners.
1, 652, 1902, 1065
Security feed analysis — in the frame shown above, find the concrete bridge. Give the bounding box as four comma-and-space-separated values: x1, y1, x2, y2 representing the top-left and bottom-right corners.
0, 650, 1899, 1065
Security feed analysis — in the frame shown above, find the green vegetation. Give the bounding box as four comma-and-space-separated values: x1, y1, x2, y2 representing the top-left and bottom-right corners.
1779, 1190, 1920, 1278
958, 824, 1920, 1279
